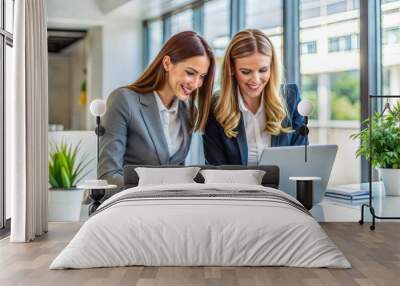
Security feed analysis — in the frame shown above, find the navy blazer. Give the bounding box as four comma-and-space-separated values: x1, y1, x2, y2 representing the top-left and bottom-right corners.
203, 84, 308, 165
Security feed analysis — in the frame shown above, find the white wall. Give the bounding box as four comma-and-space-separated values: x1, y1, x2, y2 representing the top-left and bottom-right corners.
83, 19, 143, 130
102, 20, 142, 98
86, 26, 103, 130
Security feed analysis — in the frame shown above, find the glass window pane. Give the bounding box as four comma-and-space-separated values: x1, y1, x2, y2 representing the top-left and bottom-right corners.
148, 20, 163, 63
382, 0, 400, 100
245, 0, 283, 64
0, 1, 2, 29
301, 74, 319, 120
171, 9, 193, 35
5, 44, 13, 219
327, 0, 347, 15
301, 41, 317, 54
300, 0, 321, 20
300, 0, 361, 186
6, 0, 14, 33
329, 70, 360, 120
204, 0, 229, 91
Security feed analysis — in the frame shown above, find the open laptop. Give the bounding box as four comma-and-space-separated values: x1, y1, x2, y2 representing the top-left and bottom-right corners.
259, 144, 338, 203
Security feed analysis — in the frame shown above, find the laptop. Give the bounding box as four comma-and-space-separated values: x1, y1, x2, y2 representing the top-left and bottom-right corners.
259, 144, 338, 203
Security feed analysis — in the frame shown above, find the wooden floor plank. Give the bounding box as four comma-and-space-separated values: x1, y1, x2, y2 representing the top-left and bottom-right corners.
0, 222, 399, 286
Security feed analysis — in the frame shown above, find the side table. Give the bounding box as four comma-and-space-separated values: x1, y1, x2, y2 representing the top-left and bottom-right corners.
289, 176, 321, 210
77, 184, 117, 215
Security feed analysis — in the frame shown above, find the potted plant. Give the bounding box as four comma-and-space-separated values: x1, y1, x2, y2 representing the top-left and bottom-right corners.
351, 101, 400, 196
48, 140, 92, 221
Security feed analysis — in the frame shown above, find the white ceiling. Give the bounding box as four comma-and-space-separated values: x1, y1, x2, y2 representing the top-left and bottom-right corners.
95, 0, 132, 14
107, 0, 192, 19
47, 0, 193, 28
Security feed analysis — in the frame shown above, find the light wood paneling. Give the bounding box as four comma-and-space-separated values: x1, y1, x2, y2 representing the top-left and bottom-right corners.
0, 222, 399, 286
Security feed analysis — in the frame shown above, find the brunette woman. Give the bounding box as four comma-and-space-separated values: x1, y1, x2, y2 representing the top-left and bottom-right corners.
98, 31, 215, 187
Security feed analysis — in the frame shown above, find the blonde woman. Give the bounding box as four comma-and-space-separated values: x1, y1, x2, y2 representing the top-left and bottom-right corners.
203, 29, 307, 165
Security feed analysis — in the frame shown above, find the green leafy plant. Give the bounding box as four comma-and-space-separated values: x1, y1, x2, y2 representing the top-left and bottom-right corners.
49, 140, 92, 189
350, 101, 400, 169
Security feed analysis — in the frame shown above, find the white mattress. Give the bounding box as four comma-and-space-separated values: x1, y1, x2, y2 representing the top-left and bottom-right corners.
50, 183, 351, 269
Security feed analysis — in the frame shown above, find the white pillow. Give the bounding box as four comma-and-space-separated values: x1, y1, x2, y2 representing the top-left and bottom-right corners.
135, 167, 201, 186
200, 169, 266, 185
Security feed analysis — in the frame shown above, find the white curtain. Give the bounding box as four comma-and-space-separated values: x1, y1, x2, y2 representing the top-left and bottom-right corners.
9, 0, 48, 242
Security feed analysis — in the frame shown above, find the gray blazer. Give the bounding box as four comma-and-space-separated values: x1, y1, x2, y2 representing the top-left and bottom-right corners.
98, 88, 192, 187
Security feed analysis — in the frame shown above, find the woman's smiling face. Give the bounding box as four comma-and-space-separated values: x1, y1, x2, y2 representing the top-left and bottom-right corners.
163, 55, 210, 101
233, 52, 271, 100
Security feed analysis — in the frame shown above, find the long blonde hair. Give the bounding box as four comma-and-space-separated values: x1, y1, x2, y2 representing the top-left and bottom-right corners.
127, 31, 215, 132
215, 29, 290, 138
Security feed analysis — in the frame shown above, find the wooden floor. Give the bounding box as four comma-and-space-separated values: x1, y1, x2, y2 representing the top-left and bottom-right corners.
0, 222, 399, 286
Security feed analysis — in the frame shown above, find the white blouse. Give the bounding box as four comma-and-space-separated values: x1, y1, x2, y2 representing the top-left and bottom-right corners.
154, 92, 183, 157
238, 90, 271, 166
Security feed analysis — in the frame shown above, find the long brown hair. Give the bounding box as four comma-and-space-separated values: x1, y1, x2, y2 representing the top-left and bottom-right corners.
215, 29, 290, 138
127, 31, 215, 132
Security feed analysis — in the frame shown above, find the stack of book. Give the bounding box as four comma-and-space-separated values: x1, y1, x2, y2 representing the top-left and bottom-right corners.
325, 184, 372, 201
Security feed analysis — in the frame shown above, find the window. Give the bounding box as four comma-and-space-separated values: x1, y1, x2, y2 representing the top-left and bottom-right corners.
328, 34, 358, 52
5, 0, 13, 33
381, 0, 400, 98
301, 41, 317, 54
327, 0, 359, 15
326, 0, 347, 15
170, 9, 193, 35
300, 0, 361, 186
203, 0, 229, 90
141, 0, 388, 186
246, 0, 283, 29
301, 74, 319, 120
329, 70, 360, 120
147, 20, 163, 63
1, 0, 14, 231
245, 0, 284, 63
328, 37, 340, 52
301, 0, 359, 19
300, 0, 321, 20
382, 27, 400, 45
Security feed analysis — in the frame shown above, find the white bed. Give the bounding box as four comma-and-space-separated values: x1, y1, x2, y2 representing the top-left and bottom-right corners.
50, 183, 351, 269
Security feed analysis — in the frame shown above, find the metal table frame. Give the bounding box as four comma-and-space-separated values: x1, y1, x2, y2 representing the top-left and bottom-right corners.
359, 95, 400, 230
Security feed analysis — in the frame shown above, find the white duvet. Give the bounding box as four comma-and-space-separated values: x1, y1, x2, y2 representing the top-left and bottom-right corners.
50, 183, 351, 269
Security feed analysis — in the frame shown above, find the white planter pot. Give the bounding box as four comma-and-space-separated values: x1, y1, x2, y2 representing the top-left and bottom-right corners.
48, 188, 84, 221
379, 168, 400, 196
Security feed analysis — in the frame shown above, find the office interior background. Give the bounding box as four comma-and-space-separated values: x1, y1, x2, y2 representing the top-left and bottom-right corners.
1, 0, 400, 227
